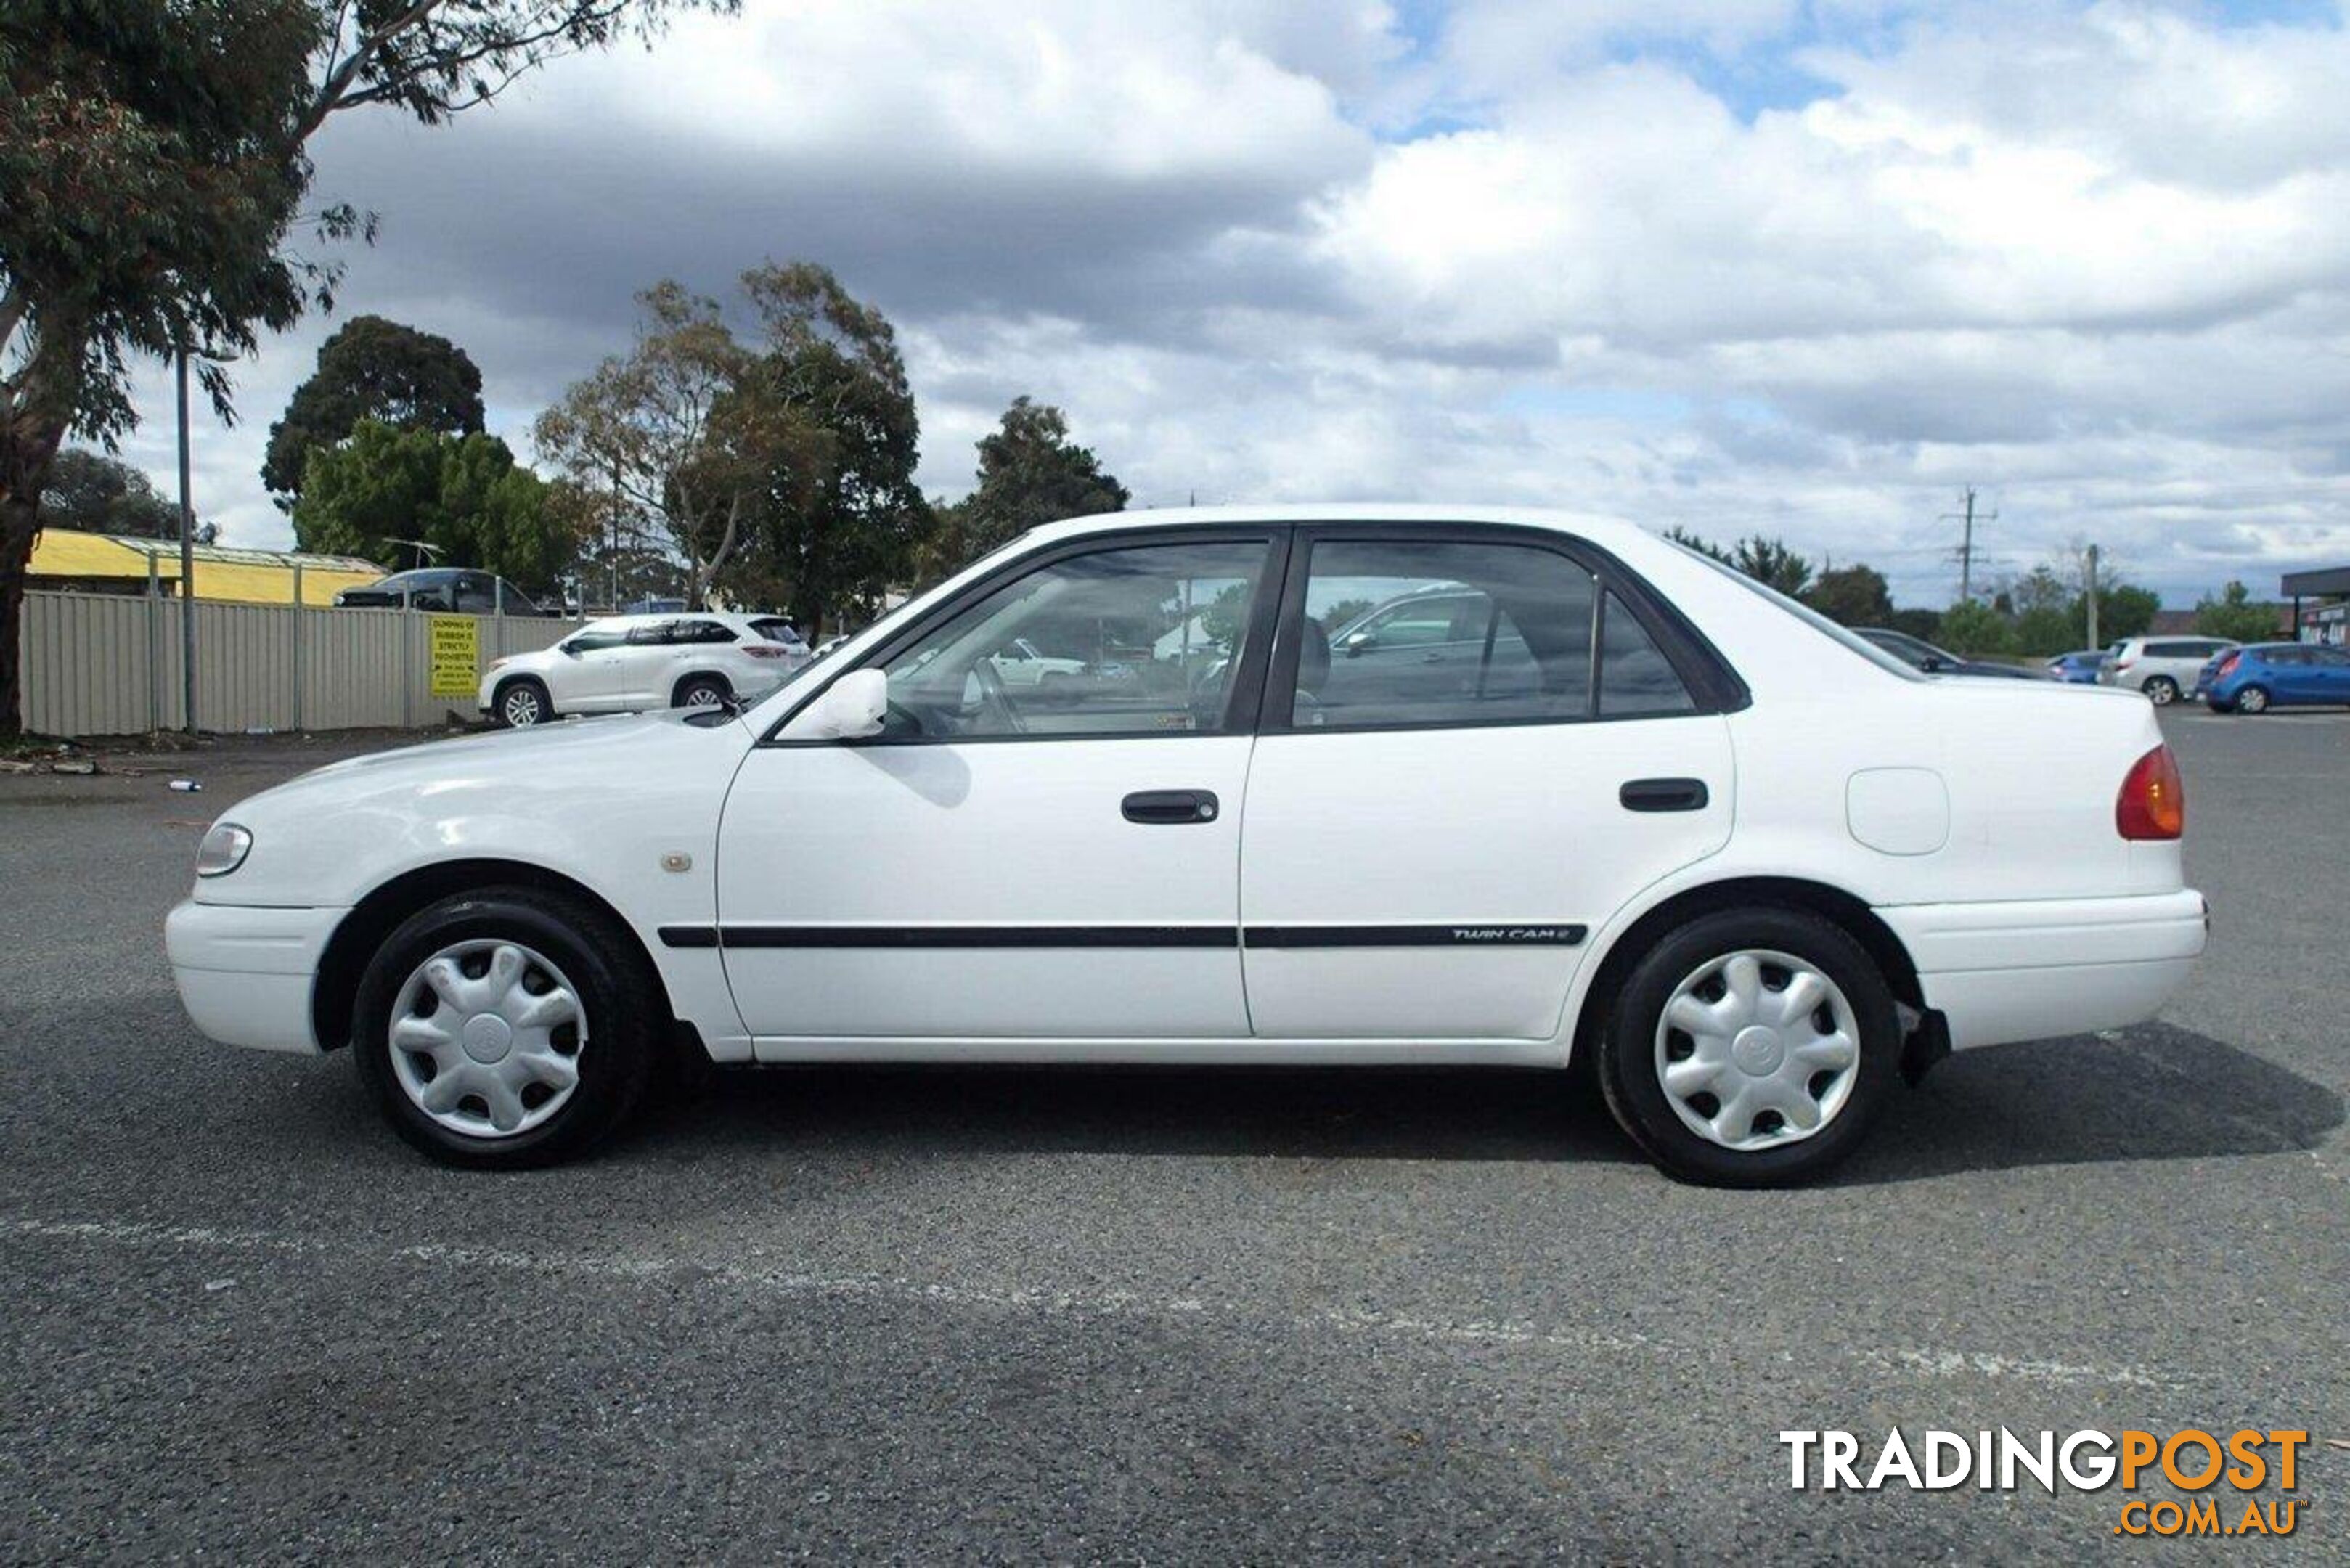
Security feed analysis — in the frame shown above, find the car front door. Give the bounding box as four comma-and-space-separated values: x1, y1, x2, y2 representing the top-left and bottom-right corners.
713, 530, 1282, 1048
548, 625, 633, 710
1237, 526, 1737, 1040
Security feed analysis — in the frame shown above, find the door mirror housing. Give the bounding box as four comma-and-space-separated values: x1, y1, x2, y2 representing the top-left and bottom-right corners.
801, 668, 888, 740
1342, 629, 1377, 656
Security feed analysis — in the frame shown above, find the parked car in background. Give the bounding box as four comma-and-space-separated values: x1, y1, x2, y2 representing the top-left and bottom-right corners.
2197, 642, 2350, 714
479, 612, 809, 727
986, 636, 1089, 686
335, 568, 555, 616
2100, 635, 2237, 705
1855, 627, 2049, 680
170, 505, 2203, 1188
2045, 649, 2110, 684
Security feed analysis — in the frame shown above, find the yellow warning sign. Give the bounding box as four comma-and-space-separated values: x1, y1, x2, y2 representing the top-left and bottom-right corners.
428, 615, 480, 698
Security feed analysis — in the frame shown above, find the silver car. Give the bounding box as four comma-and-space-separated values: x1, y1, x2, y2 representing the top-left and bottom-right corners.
2100, 635, 2237, 705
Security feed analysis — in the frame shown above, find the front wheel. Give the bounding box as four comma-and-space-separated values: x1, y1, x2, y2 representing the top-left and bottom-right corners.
1596, 907, 1900, 1186
351, 889, 662, 1168
496, 679, 551, 727
2143, 675, 2179, 705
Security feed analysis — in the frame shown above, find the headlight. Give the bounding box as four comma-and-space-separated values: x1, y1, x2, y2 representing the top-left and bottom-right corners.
195, 822, 253, 878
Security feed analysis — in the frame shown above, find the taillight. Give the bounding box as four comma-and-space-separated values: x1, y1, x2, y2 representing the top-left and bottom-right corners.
2116, 744, 2184, 841
2213, 653, 2240, 679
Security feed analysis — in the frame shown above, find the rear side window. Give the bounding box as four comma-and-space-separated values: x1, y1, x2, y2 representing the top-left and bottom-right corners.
749, 617, 805, 645
1287, 539, 1696, 728
676, 620, 737, 645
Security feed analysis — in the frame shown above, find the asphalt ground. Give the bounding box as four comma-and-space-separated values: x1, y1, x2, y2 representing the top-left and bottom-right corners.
1, 707, 2345, 1561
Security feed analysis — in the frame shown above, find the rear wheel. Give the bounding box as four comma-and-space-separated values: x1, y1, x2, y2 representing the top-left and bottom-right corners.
674, 674, 731, 711
2237, 684, 2270, 714
2143, 675, 2179, 705
1596, 907, 1900, 1186
496, 678, 550, 727
352, 888, 661, 1168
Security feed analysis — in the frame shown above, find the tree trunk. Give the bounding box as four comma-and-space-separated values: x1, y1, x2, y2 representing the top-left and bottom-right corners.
0, 419, 68, 738
0, 492, 33, 737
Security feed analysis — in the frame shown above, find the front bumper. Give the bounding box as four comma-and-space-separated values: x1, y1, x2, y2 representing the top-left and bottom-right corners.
166, 899, 346, 1055
1878, 890, 2208, 1050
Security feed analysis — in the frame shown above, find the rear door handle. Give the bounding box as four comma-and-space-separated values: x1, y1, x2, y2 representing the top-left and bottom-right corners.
1122, 789, 1220, 825
1620, 777, 1710, 813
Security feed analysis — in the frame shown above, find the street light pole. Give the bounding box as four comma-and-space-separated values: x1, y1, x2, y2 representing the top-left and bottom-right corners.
176, 346, 197, 735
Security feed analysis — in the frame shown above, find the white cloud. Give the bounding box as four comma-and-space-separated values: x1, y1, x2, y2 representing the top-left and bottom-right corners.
98, 0, 2350, 607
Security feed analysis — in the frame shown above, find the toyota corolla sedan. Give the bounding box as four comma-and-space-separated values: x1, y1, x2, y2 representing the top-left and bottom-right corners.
166, 507, 2207, 1185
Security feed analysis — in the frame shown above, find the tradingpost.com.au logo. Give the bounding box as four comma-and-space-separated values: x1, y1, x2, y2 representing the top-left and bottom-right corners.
1781, 1428, 2310, 1538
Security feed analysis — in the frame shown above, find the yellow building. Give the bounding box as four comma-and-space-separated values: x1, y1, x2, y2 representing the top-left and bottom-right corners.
28, 531, 384, 606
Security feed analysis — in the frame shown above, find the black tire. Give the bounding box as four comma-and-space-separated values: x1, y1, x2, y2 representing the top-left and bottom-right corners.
674, 674, 731, 710
494, 677, 552, 728
351, 888, 661, 1169
2143, 675, 2179, 705
1595, 907, 1901, 1187
2236, 685, 2269, 715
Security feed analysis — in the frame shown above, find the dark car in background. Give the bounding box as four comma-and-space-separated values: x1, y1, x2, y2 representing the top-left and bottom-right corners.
2045, 648, 2110, 684
334, 568, 555, 615
1856, 626, 2049, 680
2198, 642, 2350, 713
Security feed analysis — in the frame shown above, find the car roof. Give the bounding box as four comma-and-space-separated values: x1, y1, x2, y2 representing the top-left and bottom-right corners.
1021, 502, 1654, 553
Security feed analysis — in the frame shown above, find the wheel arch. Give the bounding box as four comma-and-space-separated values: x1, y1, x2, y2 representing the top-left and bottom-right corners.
1565, 875, 1925, 1069
671, 669, 734, 706
311, 857, 681, 1052
492, 671, 550, 708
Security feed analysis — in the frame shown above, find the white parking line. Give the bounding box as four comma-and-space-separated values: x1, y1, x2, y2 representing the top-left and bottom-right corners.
1, 1213, 2174, 1390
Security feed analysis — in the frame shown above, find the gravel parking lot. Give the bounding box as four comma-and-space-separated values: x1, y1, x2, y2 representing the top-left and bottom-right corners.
2, 709, 2344, 1559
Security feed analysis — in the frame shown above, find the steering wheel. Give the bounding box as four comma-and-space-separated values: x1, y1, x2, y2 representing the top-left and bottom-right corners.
969, 657, 1028, 735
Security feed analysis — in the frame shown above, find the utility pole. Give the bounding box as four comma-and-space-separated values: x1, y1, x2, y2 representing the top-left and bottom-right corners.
2084, 544, 2102, 649
175, 347, 197, 735
1941, 486, 1996, 602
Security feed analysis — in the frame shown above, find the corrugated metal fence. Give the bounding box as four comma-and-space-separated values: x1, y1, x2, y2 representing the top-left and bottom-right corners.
20, 591, 582, 738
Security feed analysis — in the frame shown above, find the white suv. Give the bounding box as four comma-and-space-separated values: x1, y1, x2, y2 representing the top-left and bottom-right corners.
2100, 636, 2237, 705
481, 613, 809, 727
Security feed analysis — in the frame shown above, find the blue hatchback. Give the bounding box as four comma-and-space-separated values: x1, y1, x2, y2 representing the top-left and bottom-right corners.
2044, 649, 2110, 684
2198, 642, 2350, 713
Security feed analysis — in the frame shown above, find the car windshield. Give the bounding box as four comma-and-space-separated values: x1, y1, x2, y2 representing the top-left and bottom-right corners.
1673, 547, 1923, 680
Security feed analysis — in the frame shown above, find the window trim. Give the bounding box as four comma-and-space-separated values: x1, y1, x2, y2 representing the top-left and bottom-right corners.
1257, 522, 1747, 738
757, 524, 1294, 747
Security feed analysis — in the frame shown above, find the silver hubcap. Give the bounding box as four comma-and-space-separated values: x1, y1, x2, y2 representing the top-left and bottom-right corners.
682, 685, 721, 708
2241, 688, 2267, 712
2147, 679, 2174, 704
388, 939, 586, 1139
1654, 949, 1861, 1152
502, 687, 542, 725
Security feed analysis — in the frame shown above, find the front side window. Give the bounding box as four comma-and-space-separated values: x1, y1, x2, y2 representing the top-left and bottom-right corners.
873, 539, 1273, 740
1289, 539, 1697, 728
563, 622, 632, 654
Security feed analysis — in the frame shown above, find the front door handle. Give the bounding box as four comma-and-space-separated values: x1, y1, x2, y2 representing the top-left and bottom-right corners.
1620, 777, 1710, 813
1122, 789, 1220, 825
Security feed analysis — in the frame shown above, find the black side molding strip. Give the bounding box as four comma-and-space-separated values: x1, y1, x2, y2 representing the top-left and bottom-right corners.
1245, 923, 1586, 948
661, 923, 1587, 950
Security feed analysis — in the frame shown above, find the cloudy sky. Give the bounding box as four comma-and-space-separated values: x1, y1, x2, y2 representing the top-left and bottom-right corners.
112, 0, 2350, 606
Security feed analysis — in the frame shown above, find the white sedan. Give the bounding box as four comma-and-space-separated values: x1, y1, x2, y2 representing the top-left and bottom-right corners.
168, 506, 2206, 1185
479, 612, 809, 727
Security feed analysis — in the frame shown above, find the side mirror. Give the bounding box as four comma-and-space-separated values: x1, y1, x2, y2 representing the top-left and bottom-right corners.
1342, 630, 1376, 657
560, 642, 583, 657
1919, 654, 1949, 673
801, 668, 888, 740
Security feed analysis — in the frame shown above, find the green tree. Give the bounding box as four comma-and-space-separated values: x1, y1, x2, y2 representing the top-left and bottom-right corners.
725, 261, 933, 636
2194, 580, 2280, 644
1, 0, 734, 733
293, 420, 572, 590
262, 314, 483, 502
923, 397, 1127, 581
1731, 536, 1813, 597
2012, 605, 2074, 657
1803, 564, 1893, 626
37, 447, 216, 542
1660, 525, 1732, 564
1885, 606, 1943, 642
2078, 583, 2159, 645
1938, 598, 2016, 657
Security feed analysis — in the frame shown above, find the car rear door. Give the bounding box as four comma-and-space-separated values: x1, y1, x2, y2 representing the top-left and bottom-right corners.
1236, 524, 1737, 1040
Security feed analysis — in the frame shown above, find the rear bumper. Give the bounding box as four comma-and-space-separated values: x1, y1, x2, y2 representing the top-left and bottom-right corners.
166, 899, 344, 1055
1878, 890, 2207, 1050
